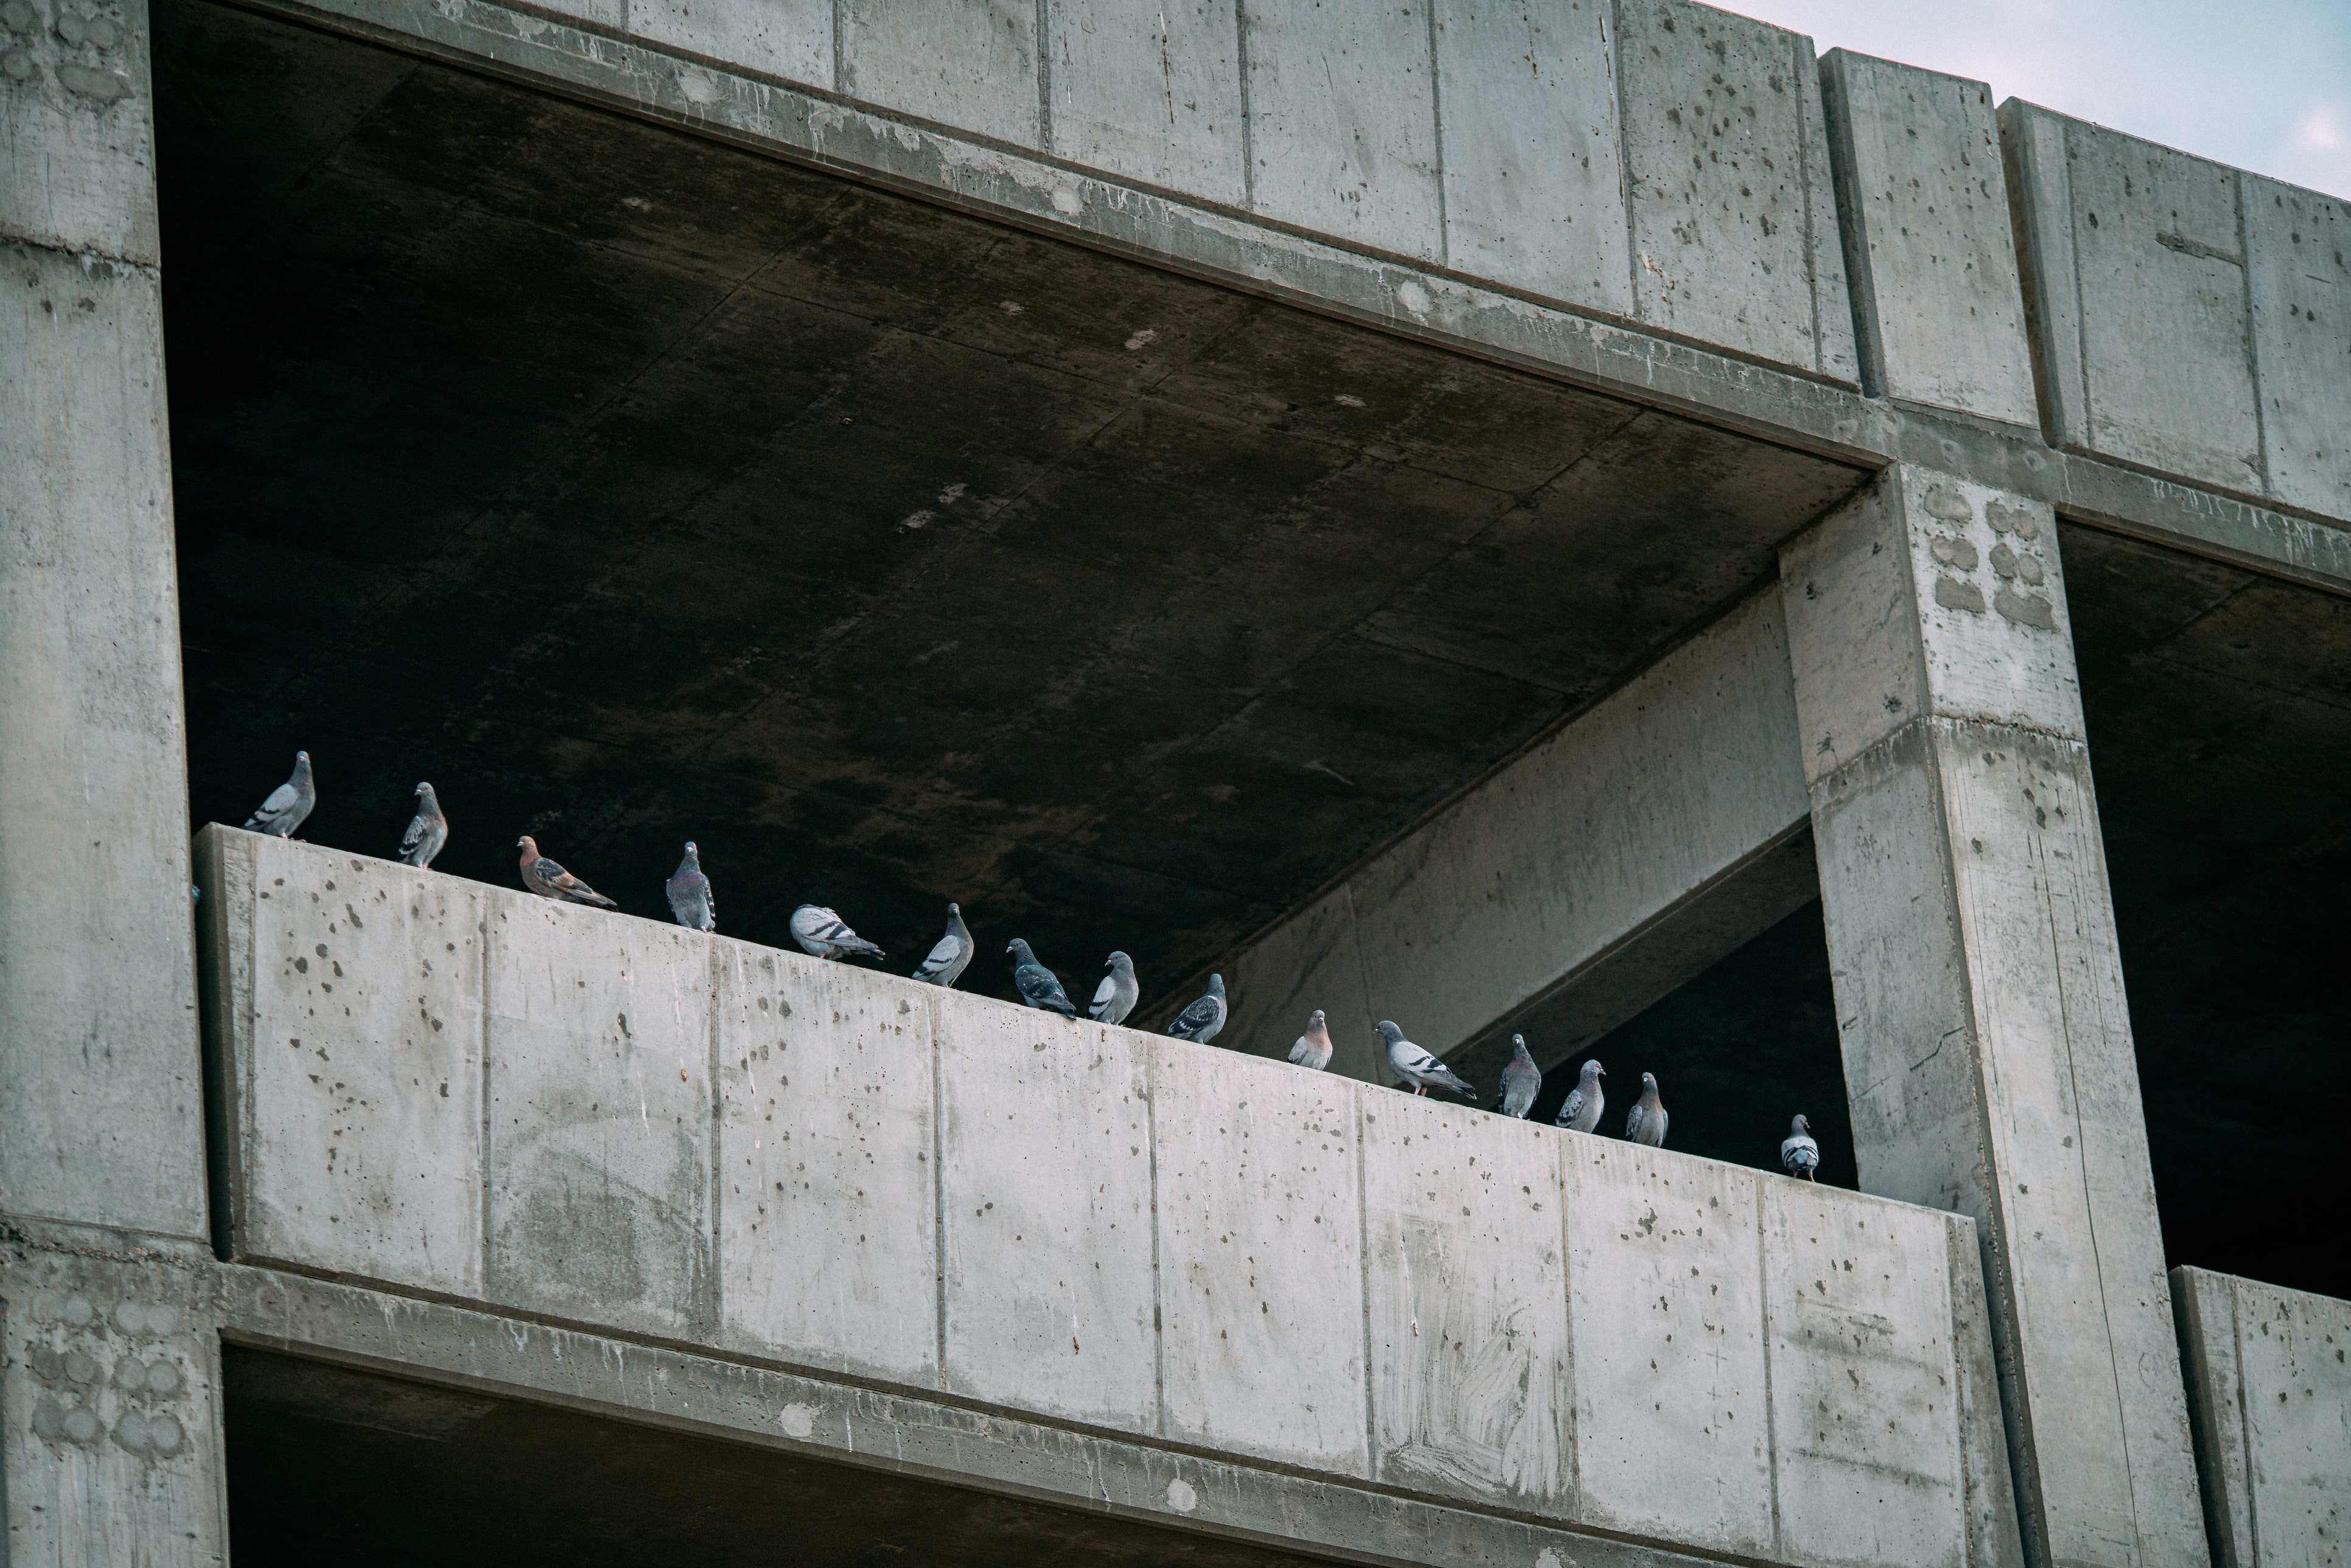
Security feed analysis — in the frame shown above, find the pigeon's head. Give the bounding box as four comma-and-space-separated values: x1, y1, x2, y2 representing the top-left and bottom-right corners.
1106, 950, 1131, 971
1511, 1033, 1530, 1057
517, 835, 538, 855
293, 750, 312, 773
1640, 1071, 1658, 1090
1207, 972, 1225, 995
1374, 1020, 1404, 1044
1005, 938, 1031, 960
683, 840, 698, 855
947, 901, 960, 916
1791, 1113, 1811, 1134
1583, 1059, 1606, 1079
414, 780, 431, 797
1308, 1008, 1326, 1028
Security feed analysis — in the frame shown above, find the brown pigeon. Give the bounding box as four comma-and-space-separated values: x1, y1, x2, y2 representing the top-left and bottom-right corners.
516, 835, 617, 908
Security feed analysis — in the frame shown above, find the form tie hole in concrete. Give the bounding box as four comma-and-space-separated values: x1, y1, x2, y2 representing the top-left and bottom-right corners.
1165, 1478, 1198, 1513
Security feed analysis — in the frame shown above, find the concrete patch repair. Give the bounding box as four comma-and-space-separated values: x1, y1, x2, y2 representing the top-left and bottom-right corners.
2, 0, 2346, 1562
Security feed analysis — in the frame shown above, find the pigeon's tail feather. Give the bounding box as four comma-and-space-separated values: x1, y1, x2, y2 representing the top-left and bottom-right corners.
578, 890, 619, 910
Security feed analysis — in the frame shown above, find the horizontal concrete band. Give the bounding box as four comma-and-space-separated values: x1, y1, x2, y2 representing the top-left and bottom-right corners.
205, 0, 2351, 594
199, 826, 2013, 1568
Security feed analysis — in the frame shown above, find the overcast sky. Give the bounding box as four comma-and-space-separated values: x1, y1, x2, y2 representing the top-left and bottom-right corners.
1738, 0, 2350, 198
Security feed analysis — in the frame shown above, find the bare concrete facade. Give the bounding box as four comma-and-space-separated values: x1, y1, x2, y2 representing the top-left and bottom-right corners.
4, 0, 2348, 1561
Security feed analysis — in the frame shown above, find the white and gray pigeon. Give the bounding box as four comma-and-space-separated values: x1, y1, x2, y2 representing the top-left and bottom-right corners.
910, 902, 974, 988
1781, 1113, 1819, 1180
1496, 1034, 1541, 1118
516, 835, 617, 908
244, 751, 315, 837
1379, 1020, 1473, 1098
1625, 1072, 1668, 1147
1165, 973, 1227, 1044
792, 904, 885, 962
1088, 951, 1140, 1025
1555, 1059, 1606, 1133
666, 842, 715, 932
397, 781, 447, 868
1006, 938, 1076, 1017
1288, 1009, 1333, 1071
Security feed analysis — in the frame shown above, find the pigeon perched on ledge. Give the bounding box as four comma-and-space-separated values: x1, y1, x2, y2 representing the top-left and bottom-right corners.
1006, 938, 1076, 1017
792, 904, 885, 962
1379, 1021, 1472, 1098
1625, 1072, 1668, 1147
516, 835, 617, 908
1782, 1113, 1819, 1180
1496, 1035, 1541, 1118
1166, 973, 1226, 1043
245, 751, 315, 838
911, 902, 973, 988
1289, 1009, 1333, 1071
1555, 1059, 1605, 1133
399, 782, 447, 869
1089, 951, 1139, 1026
666, 842, 715, 932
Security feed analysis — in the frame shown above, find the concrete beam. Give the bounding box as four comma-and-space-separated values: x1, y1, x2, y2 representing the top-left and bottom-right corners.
1219, 587, 1810, 1084
1782, 465, 2207, 1568
2169, 1267, 2351, 1568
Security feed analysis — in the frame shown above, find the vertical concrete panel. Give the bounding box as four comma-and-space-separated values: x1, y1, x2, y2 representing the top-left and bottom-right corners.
2243, 178, 2351, 522
937, 997, 1156, 1432
485, 900, 713, 1339
1433, 0, 1629, 315
0, 0, 161, 261
2172, 1268, 2256, 1568
1566, 1141, 1775, 1557
1999, 100, 2085, 444
1763, 1181, 1967, 1568
1817, 51, 2035, 425
1612, 0, 1856, 379
840, 0, 1040, 148
1047, 0, 1245, 206
1154, 1039, 1367, 1475
1361, 1092, 1570, 1512
1241, 0, 1442, 262
627, 0, 833, 89
0, 1250, 228, 1568
234, 835, 485, 1297
1948, 1216, 2027, 1568
714, 940, 938, 1389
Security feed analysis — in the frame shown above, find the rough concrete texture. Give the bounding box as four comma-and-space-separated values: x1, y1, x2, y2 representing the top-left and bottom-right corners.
0, 1238, 229, 1567
2, 0, 209, 1244
198, 828, 2014, 1566
2002, 102, 2351, 521
1817, 51, 2035, 425
1047, 0, 1246, 206
2170, 1267, 2349, 1568
1222, 587, 1808, 1081
1784, 466, 2209, 1568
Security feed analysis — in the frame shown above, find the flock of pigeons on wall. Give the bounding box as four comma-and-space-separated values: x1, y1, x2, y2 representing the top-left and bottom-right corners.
242, 751, 1827, 1182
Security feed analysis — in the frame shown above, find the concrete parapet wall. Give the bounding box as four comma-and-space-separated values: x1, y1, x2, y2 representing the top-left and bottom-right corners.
197, 824, 2019, 1568
2170, 1266, 2351, 1568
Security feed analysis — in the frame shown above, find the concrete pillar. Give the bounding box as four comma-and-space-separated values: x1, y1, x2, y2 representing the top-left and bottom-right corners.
1780, 465, 2206, 1568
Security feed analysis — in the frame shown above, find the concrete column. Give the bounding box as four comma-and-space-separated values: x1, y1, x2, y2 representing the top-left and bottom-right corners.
1780, 465, 2206, 1568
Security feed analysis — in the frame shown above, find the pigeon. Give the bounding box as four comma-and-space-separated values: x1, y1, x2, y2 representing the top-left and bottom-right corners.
1088, 951, 1140, 1026
1378, 1021, 1473, 1098
666, 842, 715, 932
243, 751, 315, 837
397, 781, 447, 868
516, 835, 617, 908
1781, 1113, 1820, 1181
1006, 939, 1076, 1017
792, 904, 885, 962
1165, 973, 1227, 1044
910, 902, 974, 988
1625, 1072, 1668, 1147
1555, 1059, 1606, 1133
1496, 1034, 1541, 1118
1287, 1009, 1333, 1071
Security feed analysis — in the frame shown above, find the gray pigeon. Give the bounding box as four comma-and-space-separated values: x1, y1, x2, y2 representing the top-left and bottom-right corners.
1496, 1034, 1541, 1118
1379, 1021, 1472, 1098
516, 835, 617, 908
1287, 1009, 1333, 1071
1781, 1113, 1819, 1180
1006, 939, 1076, 1017
244, 751, 315, 837
1088, 951, 1140, 1025
792, 904, 885, 961
1555, 1059, 1606, 1133
910, 902, 973, 988
666, 841, 715, 932
1625, 1072, 1668, 1147
397, 781, 447, 868
1165, 973, 1227, 1044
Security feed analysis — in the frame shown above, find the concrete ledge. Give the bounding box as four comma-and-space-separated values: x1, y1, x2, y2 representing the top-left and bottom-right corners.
198, 826, 2020, 1568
